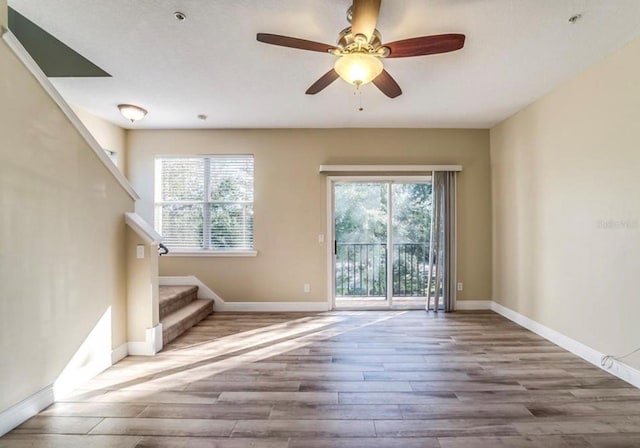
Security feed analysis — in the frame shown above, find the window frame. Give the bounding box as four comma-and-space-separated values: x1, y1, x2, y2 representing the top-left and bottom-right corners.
154, 154, 257, 257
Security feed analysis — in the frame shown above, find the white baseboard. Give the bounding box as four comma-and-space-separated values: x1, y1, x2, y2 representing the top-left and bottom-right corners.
0, 385, 53, 437
128, 324, 163, 356
111, 343, 128, 364
127, 342, 152, 356
1, 330, 158, 436
159, 276, 329, 312
491, 301, 640, 389
218, 301, 330, 312
456, 300, 492, 310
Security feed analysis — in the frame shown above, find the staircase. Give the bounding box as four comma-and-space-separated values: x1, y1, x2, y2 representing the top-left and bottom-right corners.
160, 285, 213, 346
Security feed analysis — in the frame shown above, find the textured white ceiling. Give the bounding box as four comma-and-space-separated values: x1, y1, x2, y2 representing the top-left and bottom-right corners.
8, 0, 640, 129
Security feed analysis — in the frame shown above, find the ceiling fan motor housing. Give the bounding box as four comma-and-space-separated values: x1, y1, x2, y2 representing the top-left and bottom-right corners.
337, 27, 383, 52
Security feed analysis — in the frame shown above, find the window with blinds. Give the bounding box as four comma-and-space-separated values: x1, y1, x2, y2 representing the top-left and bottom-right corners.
154, 155, 254, 251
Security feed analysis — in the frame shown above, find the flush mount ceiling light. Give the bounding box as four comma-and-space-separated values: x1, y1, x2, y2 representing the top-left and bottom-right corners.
117, 104, 147, 123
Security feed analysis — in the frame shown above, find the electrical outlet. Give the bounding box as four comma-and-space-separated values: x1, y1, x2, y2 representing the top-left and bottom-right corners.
318, 234, 325, 243
304, 283, 311, 293
136, 245, 145, 259
457, 282, 463, 291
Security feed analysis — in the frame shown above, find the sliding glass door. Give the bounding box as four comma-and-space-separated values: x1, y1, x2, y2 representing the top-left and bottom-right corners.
391, 182, 432, 308
332, 178, 432, 309
334, 182, 389, 307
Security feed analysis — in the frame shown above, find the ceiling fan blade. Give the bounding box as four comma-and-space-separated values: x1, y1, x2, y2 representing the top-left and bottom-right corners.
373, 70, 402, 98
351, 0, 381, 42
306, 69, 340, 95
385, 34, 466, 58
257, 33, 336, 53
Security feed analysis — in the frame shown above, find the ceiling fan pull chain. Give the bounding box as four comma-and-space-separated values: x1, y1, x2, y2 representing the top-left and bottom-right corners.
354, 85, 364, 112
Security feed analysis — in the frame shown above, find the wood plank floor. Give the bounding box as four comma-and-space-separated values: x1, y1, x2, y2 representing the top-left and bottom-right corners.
2, 310, 640, 447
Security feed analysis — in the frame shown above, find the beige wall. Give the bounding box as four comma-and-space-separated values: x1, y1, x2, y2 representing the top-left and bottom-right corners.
491, 38, 640, 369
0, 38, 134, 412
71, 104, 128, 175
1, 0, 7, 31
126, 228, 159, 342
128, 129, 491, 303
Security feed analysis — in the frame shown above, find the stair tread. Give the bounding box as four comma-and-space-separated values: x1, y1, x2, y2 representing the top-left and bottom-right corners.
159, 285, 198, 304
161, 299, 212, 330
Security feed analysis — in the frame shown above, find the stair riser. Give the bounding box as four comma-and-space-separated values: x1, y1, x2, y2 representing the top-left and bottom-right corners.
160, 291, 197, 320
163, 302, 213, 345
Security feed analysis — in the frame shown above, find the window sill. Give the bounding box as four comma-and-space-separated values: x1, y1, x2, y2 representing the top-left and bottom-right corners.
165, 250, 258, 258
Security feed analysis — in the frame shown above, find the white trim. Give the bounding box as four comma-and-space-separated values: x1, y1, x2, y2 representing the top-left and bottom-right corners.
149, 324, 163, 353
1, 31, 139, 201
491, 301, 640, 389
166, 250, 257, 257
320, 165, 462, 173
217, 301, 330, 312
455, 300, 492, 310
111, 343, 128, 364
126, 342, 149, 356
0, 385, 53, 437
125, 212, 162, 245
127, 324, 163, 356
327, 175, 431, 183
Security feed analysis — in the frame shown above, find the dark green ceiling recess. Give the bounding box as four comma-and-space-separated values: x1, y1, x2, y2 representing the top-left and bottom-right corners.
8, 7, 110, 77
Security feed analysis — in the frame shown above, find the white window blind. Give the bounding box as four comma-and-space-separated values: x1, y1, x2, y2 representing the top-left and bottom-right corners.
155, 155, 254, 251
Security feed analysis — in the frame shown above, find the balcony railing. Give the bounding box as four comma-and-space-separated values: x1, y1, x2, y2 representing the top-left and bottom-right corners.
336, 243, 431, 298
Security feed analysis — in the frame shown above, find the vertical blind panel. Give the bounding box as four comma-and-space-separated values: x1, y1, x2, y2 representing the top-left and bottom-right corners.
160, 158, 205, 201
209, 157, 254, 202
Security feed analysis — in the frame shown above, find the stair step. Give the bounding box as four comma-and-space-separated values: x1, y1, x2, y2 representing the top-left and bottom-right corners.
159, 285, 198, 320
161, 299, 213, 345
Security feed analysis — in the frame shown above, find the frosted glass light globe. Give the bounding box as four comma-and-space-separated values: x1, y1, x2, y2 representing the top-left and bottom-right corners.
334, 53, 384, 86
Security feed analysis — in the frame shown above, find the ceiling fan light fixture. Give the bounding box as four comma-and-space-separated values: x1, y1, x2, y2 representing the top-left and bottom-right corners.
256, 0, 466, 98
117, 104, 147, 123
334, 53, 383, 86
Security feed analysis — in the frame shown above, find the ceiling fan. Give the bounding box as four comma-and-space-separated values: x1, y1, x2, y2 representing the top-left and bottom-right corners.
257, 0, 465, 99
